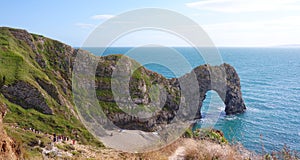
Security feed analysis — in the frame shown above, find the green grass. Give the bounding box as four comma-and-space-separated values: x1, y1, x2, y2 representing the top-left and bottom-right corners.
4, 125, 50, 158
96, 89, 114, 99
131, 67, 151, 87
0, 27, 181, 158
1, 95, 103, 147
184, 128, 228, 145
0, 28, 47, 84
98, 100, 123, 113
0, 27, 104, 155
56, 143, 75, 152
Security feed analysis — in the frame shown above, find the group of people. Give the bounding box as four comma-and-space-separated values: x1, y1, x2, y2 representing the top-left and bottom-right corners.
9, 124, 78, 145
52, 134, 76, 145
25, 127, 42, 134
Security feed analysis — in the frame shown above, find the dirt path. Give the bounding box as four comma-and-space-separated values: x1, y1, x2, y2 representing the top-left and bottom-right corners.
168, 146, 186, 160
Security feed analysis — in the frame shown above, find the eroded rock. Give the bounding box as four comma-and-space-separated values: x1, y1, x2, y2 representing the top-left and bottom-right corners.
1, 81, 53, 115
76, 54, 246, 132
0, 101, 22, 160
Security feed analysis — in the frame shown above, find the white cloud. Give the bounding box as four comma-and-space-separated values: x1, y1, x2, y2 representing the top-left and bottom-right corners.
203, 16, 300, 31
186, 0, 300, 13
201, 16, 300, 46
75, 23, 95, 29
91, 14, 114, 20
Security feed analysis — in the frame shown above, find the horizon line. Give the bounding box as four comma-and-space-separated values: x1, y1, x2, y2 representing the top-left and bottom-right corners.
75, 45, 300, 48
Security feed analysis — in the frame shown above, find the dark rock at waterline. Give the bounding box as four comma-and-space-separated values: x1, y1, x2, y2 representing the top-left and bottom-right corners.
0, 27, 246, 133
76, 54, 246, 132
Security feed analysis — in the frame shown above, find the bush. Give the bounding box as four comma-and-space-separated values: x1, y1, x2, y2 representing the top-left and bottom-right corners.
193, 128, 228, 144
71, 151, 80, 156
183, 128, 193, 138
268, 145, 300, 160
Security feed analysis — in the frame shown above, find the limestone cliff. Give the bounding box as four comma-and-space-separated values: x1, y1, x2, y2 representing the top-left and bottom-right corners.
81, 55, 246, 132
0, 27, 246, 155
1, 81, 53, 114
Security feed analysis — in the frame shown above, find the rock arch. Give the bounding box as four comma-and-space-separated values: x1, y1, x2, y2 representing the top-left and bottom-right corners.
91, 55, 246, 132
192, 63, 246, 119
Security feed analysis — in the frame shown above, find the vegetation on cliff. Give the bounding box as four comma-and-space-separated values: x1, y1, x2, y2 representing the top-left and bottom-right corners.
0, 27, 103, 158
0, 27, 299, 159
0, 26, 247, 158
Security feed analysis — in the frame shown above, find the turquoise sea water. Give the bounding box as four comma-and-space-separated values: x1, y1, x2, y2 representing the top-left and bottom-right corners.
84, 47, 300, 153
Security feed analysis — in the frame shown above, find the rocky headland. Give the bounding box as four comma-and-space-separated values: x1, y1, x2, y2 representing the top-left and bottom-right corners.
0, 27, 248, 159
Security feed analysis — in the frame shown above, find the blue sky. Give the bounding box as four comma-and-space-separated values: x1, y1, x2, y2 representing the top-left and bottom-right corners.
1, 0, 300, 47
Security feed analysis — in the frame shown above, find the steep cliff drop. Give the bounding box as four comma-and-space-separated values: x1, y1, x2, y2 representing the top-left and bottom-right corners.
192, 63, 246, 119
0, 27, 246, 134
0, 27, 247, 155
76, 54, 247, 132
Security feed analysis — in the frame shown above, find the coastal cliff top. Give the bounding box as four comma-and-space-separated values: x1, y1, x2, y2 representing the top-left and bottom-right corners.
0, 27, 248, 159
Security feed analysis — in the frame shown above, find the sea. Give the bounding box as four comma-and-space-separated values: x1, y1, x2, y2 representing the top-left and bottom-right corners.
83, 47, 300, 153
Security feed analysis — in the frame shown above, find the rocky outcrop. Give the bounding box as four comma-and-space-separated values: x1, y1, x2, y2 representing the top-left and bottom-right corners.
8, 28, 37, 53
0, 101, 22, 160
36, 78, 63, 105
0, 27, 245, 134
1, 81, 53, 115
191, 63, 246, 119
76, 54, 246, 132
9, 28, 47, 69
0, 27, 106, 155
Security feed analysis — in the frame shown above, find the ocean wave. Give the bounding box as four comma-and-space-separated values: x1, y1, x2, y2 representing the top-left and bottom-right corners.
224, 115, 238, 121
247, 107, 261, 113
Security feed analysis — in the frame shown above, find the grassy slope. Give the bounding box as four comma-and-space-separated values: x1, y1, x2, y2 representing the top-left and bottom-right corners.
0, 27, 103, 156
0, 27, 164, 157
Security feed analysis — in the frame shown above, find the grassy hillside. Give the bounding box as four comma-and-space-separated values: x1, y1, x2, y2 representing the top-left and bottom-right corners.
0, 27, 103, 156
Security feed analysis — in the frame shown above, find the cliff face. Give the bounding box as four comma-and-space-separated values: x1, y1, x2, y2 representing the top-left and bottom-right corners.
1, 81, 53, 114
0, 27, 245, 145
0, 27, 103, 152
83, 55, 246, 132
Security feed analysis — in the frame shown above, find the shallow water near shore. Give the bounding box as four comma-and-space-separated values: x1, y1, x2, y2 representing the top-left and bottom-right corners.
84, 47, 300, 153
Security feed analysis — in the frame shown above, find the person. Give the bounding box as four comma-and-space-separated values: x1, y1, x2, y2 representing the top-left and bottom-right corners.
53, 134, 57, 142
72, 139, 76, 145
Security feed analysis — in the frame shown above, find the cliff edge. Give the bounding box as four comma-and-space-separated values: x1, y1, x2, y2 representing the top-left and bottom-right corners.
0, 27, 246, 157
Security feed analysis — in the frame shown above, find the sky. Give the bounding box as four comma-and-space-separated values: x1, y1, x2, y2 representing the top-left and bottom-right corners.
1, 0, 300, 47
